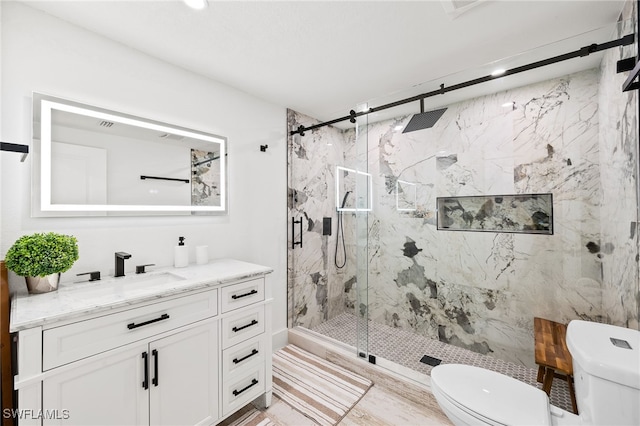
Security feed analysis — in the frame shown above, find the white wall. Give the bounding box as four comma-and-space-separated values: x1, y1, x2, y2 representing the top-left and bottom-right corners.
50, 127, 193, 207
0, 2, 288, 345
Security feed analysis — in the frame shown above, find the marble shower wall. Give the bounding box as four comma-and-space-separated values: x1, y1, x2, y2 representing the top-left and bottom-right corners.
342, 69, 608, 367
288, 6, 639, 368
287, 110, 357, 329
598, 0, 639, 330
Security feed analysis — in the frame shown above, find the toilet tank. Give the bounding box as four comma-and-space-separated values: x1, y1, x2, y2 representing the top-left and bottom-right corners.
566, 320, 640, 426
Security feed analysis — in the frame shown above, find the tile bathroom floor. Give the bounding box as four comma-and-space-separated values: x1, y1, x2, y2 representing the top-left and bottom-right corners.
251, 384, 453, 425
311, 312, 575, 413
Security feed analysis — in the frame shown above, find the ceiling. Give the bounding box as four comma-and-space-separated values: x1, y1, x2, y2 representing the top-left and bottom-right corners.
19, 0, 631, 125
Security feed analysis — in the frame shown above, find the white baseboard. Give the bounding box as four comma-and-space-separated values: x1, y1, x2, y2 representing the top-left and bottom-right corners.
271, 326, 288, 352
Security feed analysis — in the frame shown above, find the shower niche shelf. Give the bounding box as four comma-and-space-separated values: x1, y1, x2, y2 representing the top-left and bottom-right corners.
436, 193, 553, 235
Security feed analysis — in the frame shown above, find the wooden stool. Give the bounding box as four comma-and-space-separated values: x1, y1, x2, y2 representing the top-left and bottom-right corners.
533, 317, 578, 414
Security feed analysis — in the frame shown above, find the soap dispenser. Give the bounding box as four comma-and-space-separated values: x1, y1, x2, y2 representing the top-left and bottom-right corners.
174, 236, 189, 268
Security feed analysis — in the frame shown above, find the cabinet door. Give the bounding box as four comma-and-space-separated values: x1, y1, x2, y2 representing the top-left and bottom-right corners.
149, 321, 218, 426
42, 344, 149, 426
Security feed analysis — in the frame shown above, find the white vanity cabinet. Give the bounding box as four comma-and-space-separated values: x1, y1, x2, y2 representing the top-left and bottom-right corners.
42, 324, 219, 426
219, 278, 271, 417
42, 342, 150, 425
10, 260, 273, 426
40, 290, 219, 426
147, 323, 218, 426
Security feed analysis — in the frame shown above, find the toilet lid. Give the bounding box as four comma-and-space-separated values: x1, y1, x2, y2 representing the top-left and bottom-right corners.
431, 364, 551, 426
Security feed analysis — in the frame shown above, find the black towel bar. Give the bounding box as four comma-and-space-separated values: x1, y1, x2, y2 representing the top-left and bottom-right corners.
140, 175, 189, 183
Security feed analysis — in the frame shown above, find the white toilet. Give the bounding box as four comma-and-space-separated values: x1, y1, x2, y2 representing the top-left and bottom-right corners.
430, 320, 640, 426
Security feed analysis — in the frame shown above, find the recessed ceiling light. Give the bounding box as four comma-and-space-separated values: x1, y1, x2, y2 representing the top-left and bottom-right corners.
183, 0, 208, 10
491, 69, 506, 77
502, 101, 516, 109
394, 125, 404, 131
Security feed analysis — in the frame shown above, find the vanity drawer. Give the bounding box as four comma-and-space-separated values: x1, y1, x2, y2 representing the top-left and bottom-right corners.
222, 365, 265, 417
222, 335, 266, 378
43, 289, 218, 370
220, 278, 264, 313
221, 305, 265, 349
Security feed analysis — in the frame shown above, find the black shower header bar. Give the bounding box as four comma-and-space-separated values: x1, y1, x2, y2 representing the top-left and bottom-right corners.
291, 33, 635, 137
622, 1, 640, 92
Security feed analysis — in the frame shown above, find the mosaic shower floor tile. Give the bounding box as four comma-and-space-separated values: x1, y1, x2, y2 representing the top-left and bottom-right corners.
311, 312, 575, 413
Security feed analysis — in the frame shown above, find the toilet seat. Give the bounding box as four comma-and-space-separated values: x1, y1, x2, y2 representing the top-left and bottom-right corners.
431, 364, 551, 426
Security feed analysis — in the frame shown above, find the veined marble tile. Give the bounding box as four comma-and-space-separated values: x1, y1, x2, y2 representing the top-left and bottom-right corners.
597, 0, 639, 330
287, 109, 358, 329
288, 11, 640, 375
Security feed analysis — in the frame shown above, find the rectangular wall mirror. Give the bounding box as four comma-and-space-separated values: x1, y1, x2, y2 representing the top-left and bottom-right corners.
32, 93, 227, 216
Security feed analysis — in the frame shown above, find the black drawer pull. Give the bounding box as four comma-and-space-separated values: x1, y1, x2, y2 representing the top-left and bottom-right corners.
128, 313, 170, 330
231, 289, 258, 300
233, 349, 259, 364
232, 319, 258, 333
232, 378, 258, 396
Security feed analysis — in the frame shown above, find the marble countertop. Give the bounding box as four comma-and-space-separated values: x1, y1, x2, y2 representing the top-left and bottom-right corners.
10, 258, 273, 332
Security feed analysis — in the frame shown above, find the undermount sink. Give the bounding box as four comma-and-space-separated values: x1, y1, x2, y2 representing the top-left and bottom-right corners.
101, 271, 186, 289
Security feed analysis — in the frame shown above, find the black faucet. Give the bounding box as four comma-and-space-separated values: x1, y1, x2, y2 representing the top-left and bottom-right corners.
115, 252, 132, 277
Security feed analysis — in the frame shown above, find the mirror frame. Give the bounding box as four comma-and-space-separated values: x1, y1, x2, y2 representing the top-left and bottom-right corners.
32, 93, 227, 215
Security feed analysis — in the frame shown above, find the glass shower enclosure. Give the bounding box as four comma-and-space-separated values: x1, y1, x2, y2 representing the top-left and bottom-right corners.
288, 9, 639, 386
287, 103, 371, 360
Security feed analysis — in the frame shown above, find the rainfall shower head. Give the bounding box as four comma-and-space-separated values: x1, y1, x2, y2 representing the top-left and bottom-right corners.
403, 98, 447, 133
403, 107, 447, 133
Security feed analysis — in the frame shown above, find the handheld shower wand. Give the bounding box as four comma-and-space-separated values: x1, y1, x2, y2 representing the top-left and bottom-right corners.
335, 191, 351, 268
340, 191, 352, 209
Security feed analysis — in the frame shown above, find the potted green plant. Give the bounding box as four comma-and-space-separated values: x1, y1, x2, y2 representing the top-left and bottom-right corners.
5, 232, 79, 294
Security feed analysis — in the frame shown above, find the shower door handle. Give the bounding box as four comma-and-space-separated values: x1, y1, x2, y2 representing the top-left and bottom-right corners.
292, 217, 303, 249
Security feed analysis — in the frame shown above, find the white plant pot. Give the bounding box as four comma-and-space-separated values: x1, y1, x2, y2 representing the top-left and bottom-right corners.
25, 273, 61, 294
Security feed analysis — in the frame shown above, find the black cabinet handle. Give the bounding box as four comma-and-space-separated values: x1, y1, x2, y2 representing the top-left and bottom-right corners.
142, 352, 149, 390
231, 289, 258, 300
127, 313, 170, 330
152, 349, 159, 387
233, 349, 259, 364
232, 378, 258, 396
232, 319, 258, 333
